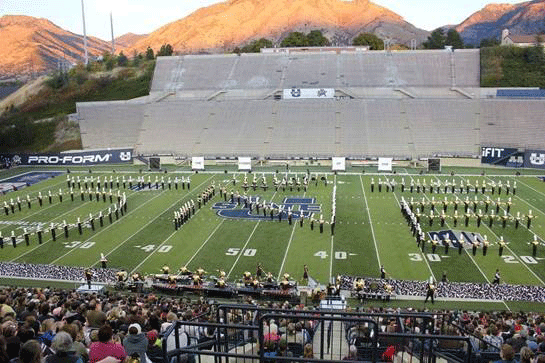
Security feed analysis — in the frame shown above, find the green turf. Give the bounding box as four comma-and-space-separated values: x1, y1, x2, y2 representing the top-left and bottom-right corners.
1, 166, 545, 311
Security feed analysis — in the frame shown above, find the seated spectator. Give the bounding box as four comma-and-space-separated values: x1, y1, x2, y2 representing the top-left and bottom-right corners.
483, 323, 503, 352
495, 344, 516, 363
45, 332, 83, 363
145, 331, 163, 363
122, 324, 148, 363
520, 346, 534, 363
61, 323, 88, 363
11, 340, 42, 363
89, 325, 126, 363
0, 336, 9, 363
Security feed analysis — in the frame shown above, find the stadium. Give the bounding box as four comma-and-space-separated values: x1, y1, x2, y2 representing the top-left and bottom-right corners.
2, 48, 545, 362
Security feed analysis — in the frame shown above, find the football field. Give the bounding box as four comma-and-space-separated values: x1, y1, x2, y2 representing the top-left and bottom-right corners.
1, 167, 545, 292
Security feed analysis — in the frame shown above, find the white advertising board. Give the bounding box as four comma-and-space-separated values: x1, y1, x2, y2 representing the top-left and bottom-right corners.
192, 157, 205, 170
378, 157, 393, 172
238, 157, 252, 171
331, 157, 346, 171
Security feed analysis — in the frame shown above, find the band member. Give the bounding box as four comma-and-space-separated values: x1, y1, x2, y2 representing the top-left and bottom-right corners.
526, 210, 535, 229
425, 278, 436, 304
482, 235, 489, 256
100, 253, 108, 268
23, 228, 29, 246
50, 223, 56, 241
472, 237, 479, 256
532, 235, 540, 257
302, 264, 309, 282
255, 262, 265, 280
492, 269, 500, 284
85, 269, 93, 289
498, 237, 506, 256
380, 265, 386, 279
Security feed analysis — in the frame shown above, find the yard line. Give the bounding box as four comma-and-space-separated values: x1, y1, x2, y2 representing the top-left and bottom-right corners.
227, 222, 260, 279
513, 177, 545, 199
500, 177, 545, 218
276, 186, 306, 282
128, 175, 221, 274
183, 219, 225, 268
277, 223, 298, 281
359, 174, 381, 270
423, 175, 494, 282
50, 191, 171, 265
465, 176, 545, 286
97, 174, 215, 269
482, 220, 545, 286
390, 190, 435, 278
181, 174, 254, 272
329, 174, 337, 282
10, 188, 142, 262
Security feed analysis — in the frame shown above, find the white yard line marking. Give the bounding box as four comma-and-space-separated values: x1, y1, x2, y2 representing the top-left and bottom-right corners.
50, 191, 169, 265
183, 219, 225, 268
359, 175, 381, 269
391, 191, 435, 278
227, 222, 260, 279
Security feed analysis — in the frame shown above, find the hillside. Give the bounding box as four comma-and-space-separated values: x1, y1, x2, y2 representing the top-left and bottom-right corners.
115, 33, 148, 48
456, 0, 545, 45
125, 0, 429, 54
0, 60, 154, 152
0, 15, 111, 77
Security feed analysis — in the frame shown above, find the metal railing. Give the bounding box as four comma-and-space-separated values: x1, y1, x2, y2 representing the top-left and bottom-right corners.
159, 304, 487, 363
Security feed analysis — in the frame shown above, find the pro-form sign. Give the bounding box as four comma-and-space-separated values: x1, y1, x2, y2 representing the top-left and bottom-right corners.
524, 150, 545, 169
283, 88, 334, 99
2, 149, 133, 166
481, 147, 523, 167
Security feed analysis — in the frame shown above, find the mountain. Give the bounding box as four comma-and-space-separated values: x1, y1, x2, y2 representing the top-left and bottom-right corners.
126, 0, 429, 54
0, 15, 111, 76
115, 33, 147, 49
456, 0, 545, 45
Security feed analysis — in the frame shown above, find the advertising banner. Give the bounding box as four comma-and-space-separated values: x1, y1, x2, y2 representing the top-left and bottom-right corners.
524, 150, 545, 169
0, 149, 133, 166
331, 157, 346, 171
481, 147, 523, 167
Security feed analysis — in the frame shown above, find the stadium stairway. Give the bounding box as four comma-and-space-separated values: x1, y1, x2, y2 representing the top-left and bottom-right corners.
312, 319, 349, 360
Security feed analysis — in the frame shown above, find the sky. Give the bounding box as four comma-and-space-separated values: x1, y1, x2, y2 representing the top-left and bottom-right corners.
0, 0, 527, 41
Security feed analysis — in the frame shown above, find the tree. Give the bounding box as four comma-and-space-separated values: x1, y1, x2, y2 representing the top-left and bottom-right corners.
479, 38, 500, 48
281, 32, 309, 47
145, 46, 155, 60
352, 33, 384, 50
157, 44, 174, 57
307, 30, 330, 46
117, 51, 128, 66
423, 28, 446, 49
445, 29, 464, 49
240, 38, 273, 53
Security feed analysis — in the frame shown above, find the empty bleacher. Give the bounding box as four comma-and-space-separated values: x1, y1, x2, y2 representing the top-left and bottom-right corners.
78, 49, 545, 157
77, 102, 145, 149
149, 50, 481, 94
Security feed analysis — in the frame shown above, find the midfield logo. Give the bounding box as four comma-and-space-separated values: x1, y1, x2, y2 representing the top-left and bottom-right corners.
212, 196, 321, 221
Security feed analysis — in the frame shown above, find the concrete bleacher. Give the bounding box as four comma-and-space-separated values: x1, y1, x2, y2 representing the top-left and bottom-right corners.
77, 102, 145, 149
78, 49, 545, 157
149, 50, 481, 94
